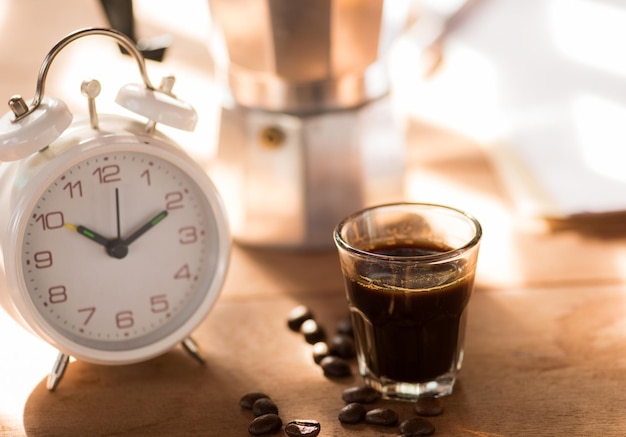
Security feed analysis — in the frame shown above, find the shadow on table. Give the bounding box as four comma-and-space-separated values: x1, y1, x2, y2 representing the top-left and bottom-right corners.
545, 211, 626, 239
22, 349, 244, 436
20, 294, 357, 437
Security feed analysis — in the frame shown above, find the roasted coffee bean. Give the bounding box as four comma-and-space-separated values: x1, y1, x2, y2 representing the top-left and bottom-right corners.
329, 334, 356, 359
399, 417, 435, 435
312, 341, 330, 364
248, 413, 283, 436
414, 396, 444, 417
320, 356, 351, 377
240, 392, 271, 409
338, 402, 367, 424
284, 419, 321, 437
364, 408, 399, 427
336, 317, 354, 337
300, 319, 326, 344
341, 385, 380, 404
252, 397, 278, 417
288, 305, 314, 332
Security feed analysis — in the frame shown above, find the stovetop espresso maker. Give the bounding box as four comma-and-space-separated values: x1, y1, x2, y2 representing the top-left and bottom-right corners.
207, 0, 409, 248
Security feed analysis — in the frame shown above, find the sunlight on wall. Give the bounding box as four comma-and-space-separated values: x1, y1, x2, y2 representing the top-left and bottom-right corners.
548, 0, 626, 194
548, 0, 626, 77
0, 3, 7, 34
549, 0, 626, 183
572, 94, 626, 183
134, 0, 212, 42
389, 30, 507, 144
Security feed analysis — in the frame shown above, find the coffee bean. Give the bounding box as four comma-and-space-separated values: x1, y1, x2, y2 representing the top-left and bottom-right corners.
414, 396, 444, 417
329, 334, 356, 359
252, 397, 278, 417
399, 417, 435, 435
284, 420, 321, 437
341, 386, 380, 404
248, 413, 282, 436
364, 408, 399, 427
338, 402, 366, 424
288, 305, 314, 332
240, 392, 270, 409
300, 319, 326, 344
312, 342, 330, 364
319, 356, 351, 377
336, 317, 353, 337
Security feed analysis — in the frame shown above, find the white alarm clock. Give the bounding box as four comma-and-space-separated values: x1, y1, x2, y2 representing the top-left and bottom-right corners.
0, 28, 230, 390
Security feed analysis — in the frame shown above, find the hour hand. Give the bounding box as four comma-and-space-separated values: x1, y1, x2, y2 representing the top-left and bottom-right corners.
65, 223, 110, 246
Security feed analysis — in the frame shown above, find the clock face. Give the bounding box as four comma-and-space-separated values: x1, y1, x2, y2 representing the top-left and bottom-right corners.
18, 148, 226, 356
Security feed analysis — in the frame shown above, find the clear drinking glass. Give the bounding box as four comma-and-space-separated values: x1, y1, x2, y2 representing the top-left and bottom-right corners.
334, 202, 482, 399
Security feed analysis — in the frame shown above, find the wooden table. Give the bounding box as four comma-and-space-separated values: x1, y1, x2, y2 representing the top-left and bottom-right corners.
2, 1, 626, 436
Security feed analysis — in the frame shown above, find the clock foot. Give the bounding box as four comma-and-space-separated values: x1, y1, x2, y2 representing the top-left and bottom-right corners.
181, 336, 206, 364
47, 352, 70, 391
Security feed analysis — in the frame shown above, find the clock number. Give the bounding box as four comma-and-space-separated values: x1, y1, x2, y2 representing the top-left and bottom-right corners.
63, 180, 83, 198
165, 191, 184, 210
116, 310, 134, 329
93, 165, 121, 184
78, 307, 95, 325
150, 295, 169, 313
141, 169, 151, 186
33, 251, 53, 268
174, 264, 191, 280
34, 211, 64, 230
48, 285, 67, 304
178, 226, 198, 244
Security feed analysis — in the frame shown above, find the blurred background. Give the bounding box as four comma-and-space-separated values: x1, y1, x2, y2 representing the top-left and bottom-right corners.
4, 0, 626, 244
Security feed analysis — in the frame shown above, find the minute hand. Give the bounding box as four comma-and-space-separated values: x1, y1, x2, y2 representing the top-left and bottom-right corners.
123, 210, 168, 246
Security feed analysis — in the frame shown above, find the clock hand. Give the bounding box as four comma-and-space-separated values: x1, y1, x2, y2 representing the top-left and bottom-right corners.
65, 210, 168, 258
104, 188, 131, 259
115, 188, 122, 240
66, 222, 128, 259
65, 223, 110, 246
123, 210, 168, 246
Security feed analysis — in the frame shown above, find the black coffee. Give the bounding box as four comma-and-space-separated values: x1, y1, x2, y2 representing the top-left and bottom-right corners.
345, 241, 474, 383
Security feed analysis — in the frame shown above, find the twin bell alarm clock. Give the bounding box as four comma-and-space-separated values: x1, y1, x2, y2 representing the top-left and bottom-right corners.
0, 28, 231, 390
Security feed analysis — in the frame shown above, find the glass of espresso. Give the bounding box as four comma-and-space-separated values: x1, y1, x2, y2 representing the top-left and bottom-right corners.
334, 203, 481, 400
